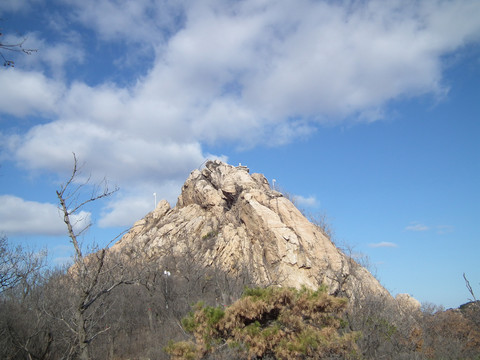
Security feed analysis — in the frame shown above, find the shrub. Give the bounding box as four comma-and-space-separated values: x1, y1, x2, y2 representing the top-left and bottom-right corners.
165, 286, 360, 359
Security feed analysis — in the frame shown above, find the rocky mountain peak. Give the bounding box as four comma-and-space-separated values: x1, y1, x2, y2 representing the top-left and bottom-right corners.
113, 160, 391, 301
177, 160, 271, 210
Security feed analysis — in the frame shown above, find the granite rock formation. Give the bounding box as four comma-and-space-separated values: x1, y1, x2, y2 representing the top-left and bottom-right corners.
112, 160, 391, 301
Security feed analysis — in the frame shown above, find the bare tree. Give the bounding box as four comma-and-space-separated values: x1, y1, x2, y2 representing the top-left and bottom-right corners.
0, 236, 50, 360
0, 234, 45, 294
54, 153, 135, 360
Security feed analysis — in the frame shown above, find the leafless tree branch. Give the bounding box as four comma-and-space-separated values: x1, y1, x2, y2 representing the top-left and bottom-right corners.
0, 31, 37, 67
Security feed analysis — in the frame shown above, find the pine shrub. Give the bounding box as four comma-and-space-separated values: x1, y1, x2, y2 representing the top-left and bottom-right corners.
166, 286, 360, 359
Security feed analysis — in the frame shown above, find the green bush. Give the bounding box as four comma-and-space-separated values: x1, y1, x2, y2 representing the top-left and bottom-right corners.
165, 286, 360, 360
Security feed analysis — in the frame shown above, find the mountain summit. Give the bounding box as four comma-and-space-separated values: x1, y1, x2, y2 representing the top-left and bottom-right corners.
113, 160, 390, 300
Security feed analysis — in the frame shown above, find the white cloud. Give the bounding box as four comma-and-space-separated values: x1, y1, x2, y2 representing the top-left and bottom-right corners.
368, 242, 398, 248
140, 0, 480, 144
0, 195, 91, 236
14, 120, 207, 181
31, 40, 84, 78
99, 181, 180, 227
3, 0, 480, 229
63, 0, 185, 44
292, 195, 317, 208
99, 195, 153, 229
0, 70, 64, 117
405, 223, 430, 232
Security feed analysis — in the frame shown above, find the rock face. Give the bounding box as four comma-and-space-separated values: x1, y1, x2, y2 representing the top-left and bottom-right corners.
113, 160, 390, 300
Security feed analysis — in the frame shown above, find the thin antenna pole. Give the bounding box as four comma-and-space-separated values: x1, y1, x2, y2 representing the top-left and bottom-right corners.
153, 192, 157, 209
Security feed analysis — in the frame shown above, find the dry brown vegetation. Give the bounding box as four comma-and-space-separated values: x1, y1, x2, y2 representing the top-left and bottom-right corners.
1, 242, 480, 360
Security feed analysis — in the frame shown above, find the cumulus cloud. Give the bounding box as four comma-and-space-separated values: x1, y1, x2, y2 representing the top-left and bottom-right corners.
0, 70, 64, 117
13, 119, 206, 183
2, 0, 480, 230
49, 0, 480, 140
368, 242, 398, 248
0, 195, 90, 236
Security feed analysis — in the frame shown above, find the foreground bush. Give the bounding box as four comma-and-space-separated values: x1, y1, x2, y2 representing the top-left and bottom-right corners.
165, 286, 360, 359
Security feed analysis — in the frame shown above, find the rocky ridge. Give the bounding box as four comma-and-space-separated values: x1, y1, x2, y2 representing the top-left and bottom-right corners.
113, 160, 393, 301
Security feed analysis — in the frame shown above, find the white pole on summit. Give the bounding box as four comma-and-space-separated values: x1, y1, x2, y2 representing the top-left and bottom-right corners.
153, 192, 157, 209
272, 179, 276, 190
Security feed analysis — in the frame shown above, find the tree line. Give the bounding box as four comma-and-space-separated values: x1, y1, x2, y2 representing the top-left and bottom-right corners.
2, 236, 479, 360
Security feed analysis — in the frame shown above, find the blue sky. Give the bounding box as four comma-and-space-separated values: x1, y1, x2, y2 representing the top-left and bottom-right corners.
0, 0, 479, 309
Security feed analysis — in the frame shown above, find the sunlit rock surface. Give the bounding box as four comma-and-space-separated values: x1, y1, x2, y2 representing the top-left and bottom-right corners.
113, 160, 392, 301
